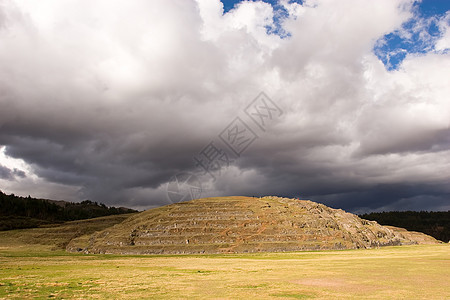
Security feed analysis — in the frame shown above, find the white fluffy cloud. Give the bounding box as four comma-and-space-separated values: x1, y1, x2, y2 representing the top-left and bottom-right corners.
435, 12, 450, 51
0, 0, 449, 211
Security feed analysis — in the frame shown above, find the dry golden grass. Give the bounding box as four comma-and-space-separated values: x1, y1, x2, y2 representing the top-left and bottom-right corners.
0, 214, 135, 251
0, 243, 448, 299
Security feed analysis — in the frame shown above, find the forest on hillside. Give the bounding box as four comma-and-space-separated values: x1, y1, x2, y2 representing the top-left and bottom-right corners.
360, 211, 450, 243
0, 191, 137, 230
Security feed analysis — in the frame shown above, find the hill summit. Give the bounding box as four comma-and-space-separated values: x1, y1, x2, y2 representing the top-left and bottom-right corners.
67, 196, 438, 254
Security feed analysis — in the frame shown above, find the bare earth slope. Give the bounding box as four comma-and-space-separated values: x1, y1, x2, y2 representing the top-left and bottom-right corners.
67, 196, 439, 254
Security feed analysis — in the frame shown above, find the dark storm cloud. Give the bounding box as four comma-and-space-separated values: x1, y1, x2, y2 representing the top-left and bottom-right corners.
0, 165, 14, 180
0, 164, 25, 180
0, 0, 449, 211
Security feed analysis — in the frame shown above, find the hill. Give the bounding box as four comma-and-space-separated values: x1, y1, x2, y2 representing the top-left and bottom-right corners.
0, 213, 137, 250
359, 211, 450, 243
0, 190, 137, 231
67, 196, 439, 255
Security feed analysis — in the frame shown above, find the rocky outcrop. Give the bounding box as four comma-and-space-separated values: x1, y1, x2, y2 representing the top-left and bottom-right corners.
67, 196, 440, 254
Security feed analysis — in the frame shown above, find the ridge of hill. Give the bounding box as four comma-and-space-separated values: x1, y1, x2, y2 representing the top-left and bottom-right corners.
67, 196, 439, 255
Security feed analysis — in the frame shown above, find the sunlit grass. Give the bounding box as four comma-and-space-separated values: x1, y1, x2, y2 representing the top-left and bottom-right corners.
0, 244, 448, 299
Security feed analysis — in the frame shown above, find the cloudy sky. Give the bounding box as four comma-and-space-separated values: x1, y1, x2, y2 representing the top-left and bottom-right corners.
0, 0, 449, 213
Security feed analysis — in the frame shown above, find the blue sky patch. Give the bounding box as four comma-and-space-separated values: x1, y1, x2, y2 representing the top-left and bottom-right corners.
221, 0, 449, 70
221, 0, 302, 37
374, 1, 450, 70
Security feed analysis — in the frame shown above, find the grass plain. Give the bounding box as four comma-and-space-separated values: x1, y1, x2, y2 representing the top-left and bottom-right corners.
0, 243, 448, 299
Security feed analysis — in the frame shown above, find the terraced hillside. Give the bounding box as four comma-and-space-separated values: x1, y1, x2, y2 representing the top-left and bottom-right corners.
67, 196, 439, 254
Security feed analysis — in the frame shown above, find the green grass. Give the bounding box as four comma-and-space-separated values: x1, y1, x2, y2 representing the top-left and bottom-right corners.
0, 244, 448, 299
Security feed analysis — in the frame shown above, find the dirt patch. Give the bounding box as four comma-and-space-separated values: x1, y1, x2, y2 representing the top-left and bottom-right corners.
293, 278, 382, 293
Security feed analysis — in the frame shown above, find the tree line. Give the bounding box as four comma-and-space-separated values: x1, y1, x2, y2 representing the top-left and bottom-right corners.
360, 211, 450, 243
0, 190, 137, 230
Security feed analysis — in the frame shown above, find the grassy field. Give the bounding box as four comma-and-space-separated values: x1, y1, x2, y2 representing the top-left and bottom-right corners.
0, 243, 448, 299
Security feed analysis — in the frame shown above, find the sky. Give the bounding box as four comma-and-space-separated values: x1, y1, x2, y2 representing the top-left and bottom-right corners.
0, 0, 449, 213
